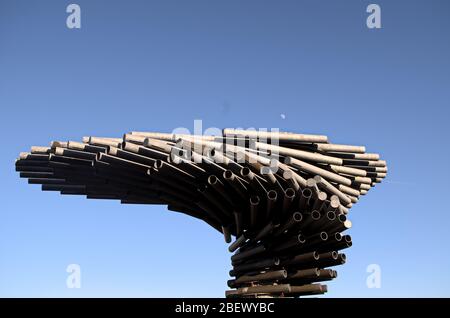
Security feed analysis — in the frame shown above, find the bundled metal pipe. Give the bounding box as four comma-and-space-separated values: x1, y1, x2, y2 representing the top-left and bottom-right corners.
227, 270, 287, 288
16, 128, 387, 298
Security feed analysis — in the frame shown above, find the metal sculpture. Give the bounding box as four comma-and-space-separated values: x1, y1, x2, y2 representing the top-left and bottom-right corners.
16, 129, 387, 297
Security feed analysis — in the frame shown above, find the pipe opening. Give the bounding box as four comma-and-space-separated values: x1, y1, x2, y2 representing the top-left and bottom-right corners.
292, 212, 302, 222
208, 175, 218, 185
285, 188, 295, 198
224, 170, 233, 179
250, 195, 260, 205
154, 160, 164, 169
297, 234, 306, 243
241, 167, 251, 177
268, 190, 277, 200
318, 191, 327, 200
344, 220, 352, 229
327, 211, 336, 220
302, 188, 312, 198
311, 210, 321, 220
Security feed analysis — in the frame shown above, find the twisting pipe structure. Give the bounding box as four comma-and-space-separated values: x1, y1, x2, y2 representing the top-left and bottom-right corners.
16, 129, 387, 297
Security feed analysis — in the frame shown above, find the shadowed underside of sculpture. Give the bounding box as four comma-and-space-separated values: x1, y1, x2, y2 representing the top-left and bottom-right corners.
16, 129, 387, 297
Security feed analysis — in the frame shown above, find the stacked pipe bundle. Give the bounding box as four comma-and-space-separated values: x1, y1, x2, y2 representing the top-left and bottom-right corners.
15, 128, 387, 297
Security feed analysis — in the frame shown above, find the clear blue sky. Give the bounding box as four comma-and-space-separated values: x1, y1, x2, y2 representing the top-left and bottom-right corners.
1, 0, 449, 297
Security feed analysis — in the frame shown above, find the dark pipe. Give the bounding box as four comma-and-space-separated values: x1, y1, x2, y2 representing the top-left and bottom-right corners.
266, 190, 278, 221
223, 170, 248, 202
250, 195, 260, 228
240, 167, 267, 195
282, 187, 296, 219
222, 225, 232, 243
272, 211, 303, 237
298, 187, 312, 211
233, 211, 243, 236
227, 270, 287, 288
